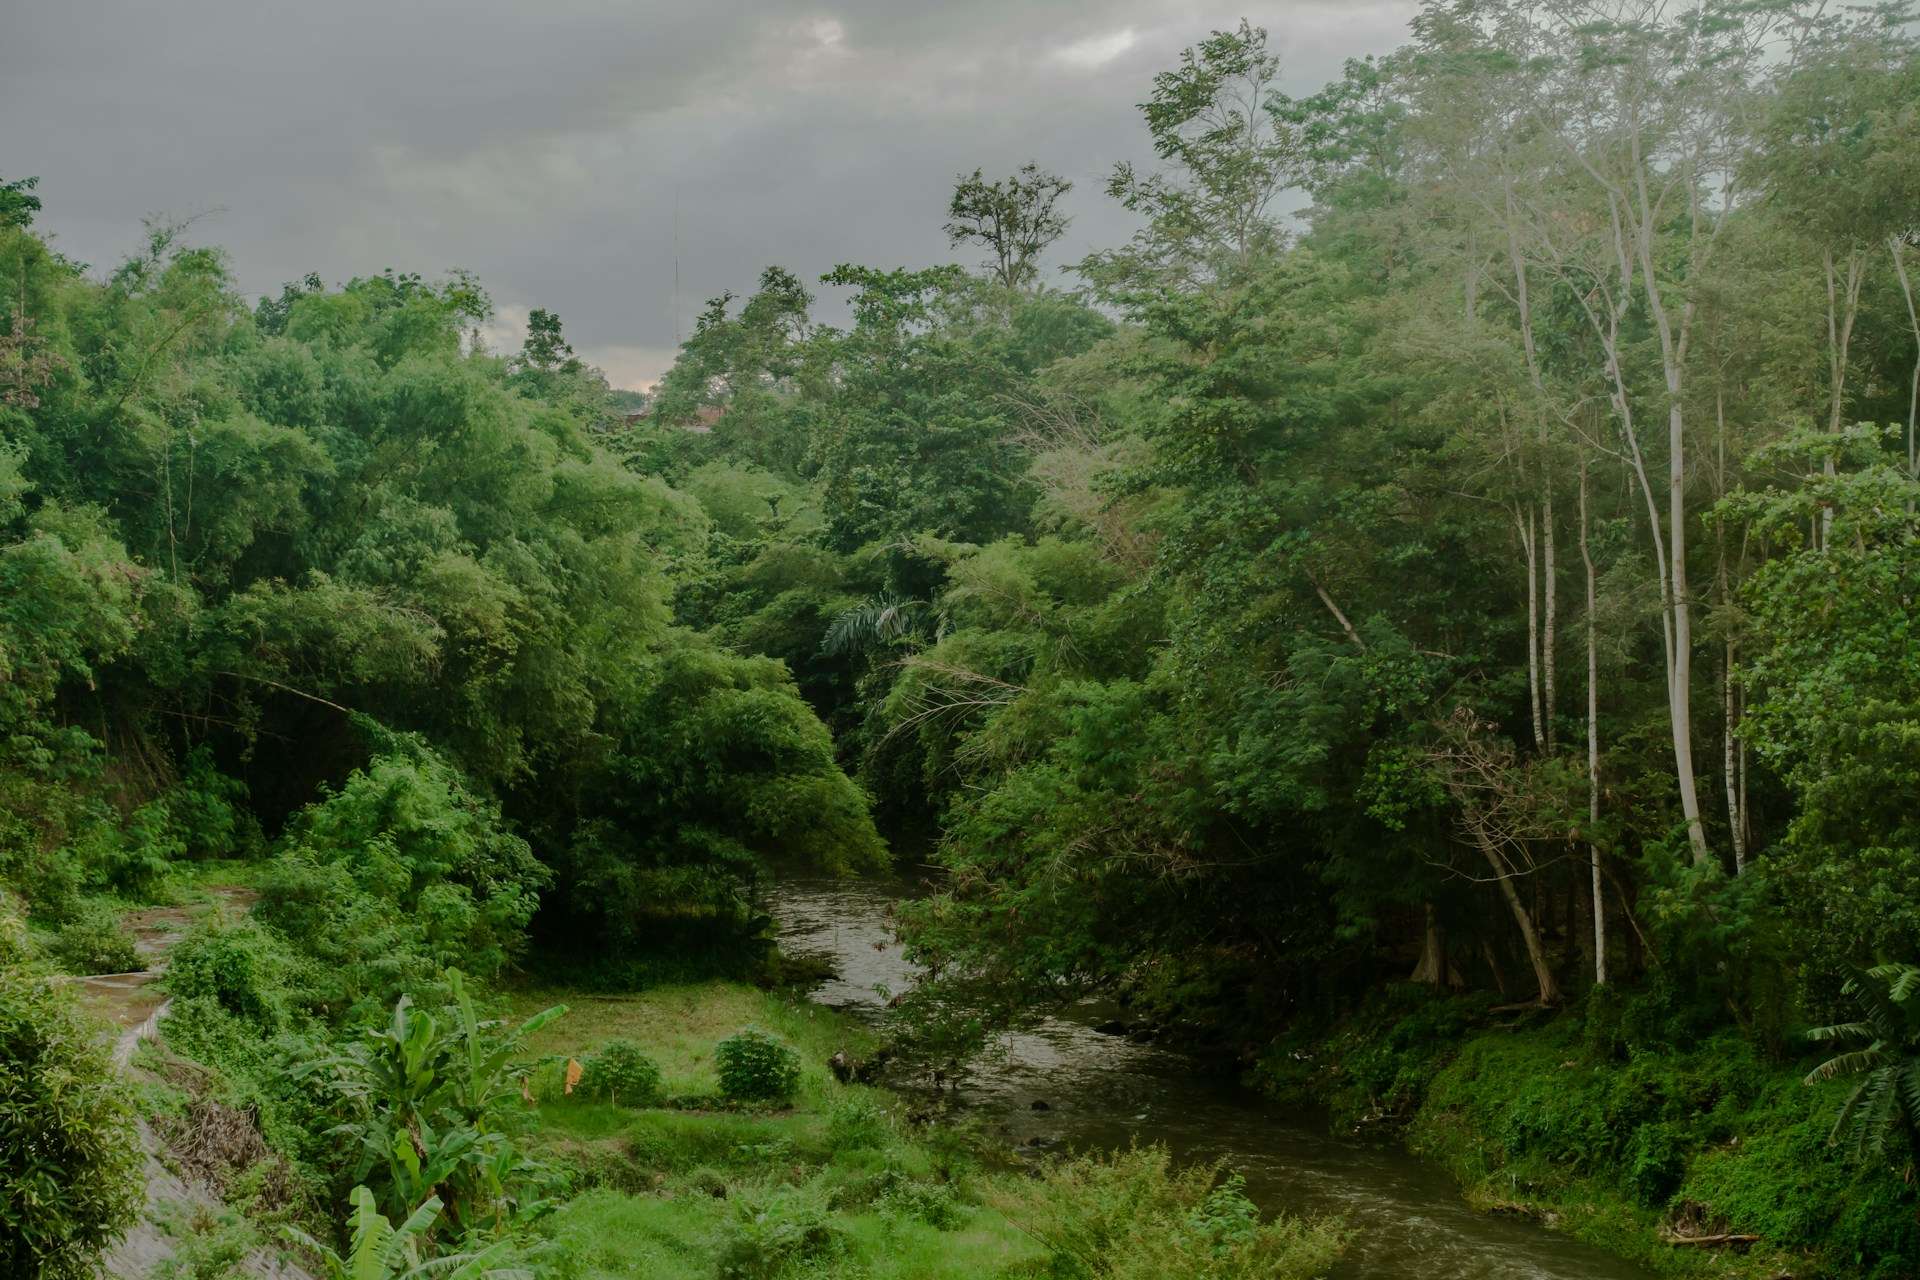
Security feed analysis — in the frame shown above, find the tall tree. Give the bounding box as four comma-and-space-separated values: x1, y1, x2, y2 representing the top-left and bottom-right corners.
945, 163, 1073, 292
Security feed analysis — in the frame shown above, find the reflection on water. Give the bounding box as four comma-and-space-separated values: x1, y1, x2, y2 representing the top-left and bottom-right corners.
771, 877, 1656, 1280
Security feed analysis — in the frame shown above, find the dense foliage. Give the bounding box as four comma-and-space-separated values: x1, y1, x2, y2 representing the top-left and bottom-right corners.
0, 909, 142, 1278
6, 0, 1920, 1271
0, 207, 883, 974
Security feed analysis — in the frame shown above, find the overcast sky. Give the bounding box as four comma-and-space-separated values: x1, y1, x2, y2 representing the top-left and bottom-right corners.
4, 1, 1418, 389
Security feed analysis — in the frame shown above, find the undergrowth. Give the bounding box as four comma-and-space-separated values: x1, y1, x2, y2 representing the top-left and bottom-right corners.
1257, 983, 1920, 1279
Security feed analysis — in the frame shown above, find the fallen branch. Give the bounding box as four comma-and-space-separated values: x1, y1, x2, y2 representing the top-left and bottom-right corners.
1662, 1230, 1760, 1248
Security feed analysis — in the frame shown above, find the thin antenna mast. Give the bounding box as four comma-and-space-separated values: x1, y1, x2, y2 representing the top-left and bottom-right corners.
672, 187, 682, 346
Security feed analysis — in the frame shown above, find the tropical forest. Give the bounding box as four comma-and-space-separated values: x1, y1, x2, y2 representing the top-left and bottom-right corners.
4, 3, 1920, 1277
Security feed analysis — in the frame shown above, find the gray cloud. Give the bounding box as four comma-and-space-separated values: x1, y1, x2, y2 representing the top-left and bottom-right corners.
3, 0, 1417, 387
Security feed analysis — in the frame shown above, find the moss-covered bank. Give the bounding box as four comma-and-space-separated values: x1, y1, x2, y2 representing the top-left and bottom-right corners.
1255, 985, 1919, 1280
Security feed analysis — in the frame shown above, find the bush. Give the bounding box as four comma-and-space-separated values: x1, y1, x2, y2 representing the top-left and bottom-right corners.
578, 1039, 663, 1107
257, 741, 548, 1016
712, 1182, 844, 1279
826, 1094, 892, 1151
986, 1145, 1345, 1280
295, 979, 565, 1234
49, 900, 141, 974
875, 1169, 964, 1230
0, 913, 144, 1279
1623, 1121, 1685, 1208
162, 916, 293, 1031
714, 1027, 801, 1105
164, 747, 259, 861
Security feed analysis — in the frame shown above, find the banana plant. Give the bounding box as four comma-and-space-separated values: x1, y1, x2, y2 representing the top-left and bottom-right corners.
296, 973, 566, 1235
1806, 961, 1920, 1167
283, 1186, 531, 1280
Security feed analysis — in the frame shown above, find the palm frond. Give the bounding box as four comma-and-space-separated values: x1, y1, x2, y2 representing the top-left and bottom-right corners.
1809, 961, 1920, 1169
1868, 962, 1920, 1003
1807, 1046, 1889, 1084
821, 594, 932, 656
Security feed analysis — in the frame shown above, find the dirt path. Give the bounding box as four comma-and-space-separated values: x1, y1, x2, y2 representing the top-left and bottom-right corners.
69, 888, 260, 1063
67, 886, 312, 1280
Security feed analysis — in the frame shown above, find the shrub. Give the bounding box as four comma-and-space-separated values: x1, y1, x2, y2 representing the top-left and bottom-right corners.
257, 741, 548, 1015
164, 747, 259, 861
826, 1094, 892, 1151
162, 916, 293, 1031
985, 1145, 1345, 1280
875, 1170, 964, 1230
155, 1203, 259, 1280
713, 1182, 844, 1280
108, 797, 184, 895
49, 900, 141, 974
714, 1027, 801, 1105
1624, 1121, 1685, 1208
578, 1039, 663, 1107
295, 977, 565, 1234
0, 912, 144, 1279
283, 1185, 528, 1280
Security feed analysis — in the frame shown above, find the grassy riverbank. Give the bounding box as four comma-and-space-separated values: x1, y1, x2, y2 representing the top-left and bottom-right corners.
504, 980, 1345, 1278
1255, 986, 1919, 1280
502, 981, 1040, 1279
112, 937, 1344, 1280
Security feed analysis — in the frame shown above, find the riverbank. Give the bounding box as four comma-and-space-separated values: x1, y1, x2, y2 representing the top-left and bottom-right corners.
69, 867, 1346, 1280
501, 979, 1040, 1278
501, 979, 1343, 1278
770, 876, 1670, 1279
1253, 985, 1920, 1280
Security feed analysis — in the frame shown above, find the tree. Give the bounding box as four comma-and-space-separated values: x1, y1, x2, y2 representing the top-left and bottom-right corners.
0, 176, 40, 230
1086, 20, 1300, 294
0, 912, 143, 1279
945, 163, 1073, 291
516, 306, 579, 373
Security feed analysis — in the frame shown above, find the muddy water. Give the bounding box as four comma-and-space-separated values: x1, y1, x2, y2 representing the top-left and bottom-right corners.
770, 877, 1656, 1280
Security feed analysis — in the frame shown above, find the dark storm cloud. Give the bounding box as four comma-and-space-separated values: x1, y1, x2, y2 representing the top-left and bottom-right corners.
2, 0, 1417, 386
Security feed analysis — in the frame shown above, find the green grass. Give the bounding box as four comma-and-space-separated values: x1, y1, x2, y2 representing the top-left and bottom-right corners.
163, 858, 277, 901
543, 1184, 1039, 1280
502, 981, 877, 1106
498, 979, 1053, 1278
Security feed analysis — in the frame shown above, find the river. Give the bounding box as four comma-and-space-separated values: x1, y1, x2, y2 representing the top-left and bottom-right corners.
769, 876, 1656, 1280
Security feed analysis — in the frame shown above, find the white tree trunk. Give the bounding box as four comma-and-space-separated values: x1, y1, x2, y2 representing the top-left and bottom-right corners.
1543, 492, 1557, 752
1891, 236, 1919, 481
1519, 506, 1545, 750
1581, 462, 1606, 985
1724, 643, 1744, 875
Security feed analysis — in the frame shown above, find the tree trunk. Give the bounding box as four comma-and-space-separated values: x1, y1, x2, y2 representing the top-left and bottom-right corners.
1667, 389, 1709, 865
1580, 461, 1606, 985
1821, 247, 1866, 545
1481, 936, 1510, 1000
1410, 903, 1452, 986
1543, 491, 1557, 751
1480, 835, 1560, 1005
1503, 183, 1556, 751
1892, 236, 1919, 482
1716, 392, 1744, 875
1627, 163, 1711, 866
1723, 644, 1743, 875
1519, 505, 1545, 750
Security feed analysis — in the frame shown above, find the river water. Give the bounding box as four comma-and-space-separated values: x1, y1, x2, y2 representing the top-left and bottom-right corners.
769, 877, 1655, 1280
